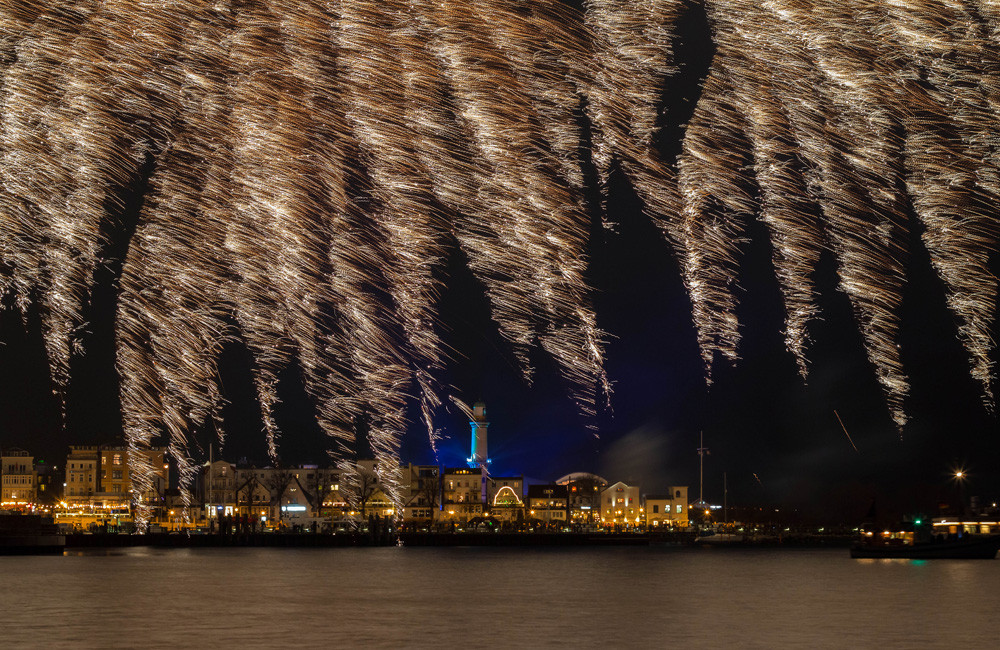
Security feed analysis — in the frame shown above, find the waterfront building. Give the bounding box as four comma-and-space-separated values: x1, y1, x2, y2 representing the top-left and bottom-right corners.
1, 448, 36, 509
65, 446, 99, 504
261, 467, 307, 523
556, 472, 608, 527
200, 458, 395, 529
201, 459, 238, 519
229, 465, 336, 525
332, 459, 398, 525
98, 447, 132, 506
365, 485, 396, 520
601, 482, 642, 528
33, 460, 62, 509
195, 463, 345, 528
276, 466, 341, 525
163, 489, 191, 530
294, 466, 342, 520
527, 484, 568, 526
644, 486, 690, 528
63, 446, 167, 512
486, 475, 524, 522
122, 447, 169, 517
321, 481, 351, 525
233, 468, 272, 522
442, 467, 484, 523
401, 464, 440, 526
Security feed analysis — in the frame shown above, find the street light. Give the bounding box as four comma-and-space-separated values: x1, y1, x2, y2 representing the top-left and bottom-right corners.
953, 469, 968, 516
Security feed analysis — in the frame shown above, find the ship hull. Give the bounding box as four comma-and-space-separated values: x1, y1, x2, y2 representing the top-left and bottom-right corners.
850, 536, 1000, 559
0, 534, 66, 555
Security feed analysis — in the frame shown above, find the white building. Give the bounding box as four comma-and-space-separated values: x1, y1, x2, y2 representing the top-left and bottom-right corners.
601, 481, 641, 527
202, 460, 237, 519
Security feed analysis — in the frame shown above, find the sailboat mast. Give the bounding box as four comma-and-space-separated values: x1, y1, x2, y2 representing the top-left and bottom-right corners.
697, 431, 709, 505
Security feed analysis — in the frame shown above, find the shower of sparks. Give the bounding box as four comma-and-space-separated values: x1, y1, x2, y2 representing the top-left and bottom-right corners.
1, 0, 997, 525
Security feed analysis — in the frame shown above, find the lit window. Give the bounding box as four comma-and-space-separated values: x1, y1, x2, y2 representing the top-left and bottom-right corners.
676, 505, 682, 514
113, 454, 122, 465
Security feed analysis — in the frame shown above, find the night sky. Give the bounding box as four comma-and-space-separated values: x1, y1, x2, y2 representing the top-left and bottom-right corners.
1, 1, 997, 522
4, 167, 995, 523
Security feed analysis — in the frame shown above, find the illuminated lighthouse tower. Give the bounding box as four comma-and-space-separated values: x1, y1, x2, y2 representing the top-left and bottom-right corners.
466, 401, 491, 469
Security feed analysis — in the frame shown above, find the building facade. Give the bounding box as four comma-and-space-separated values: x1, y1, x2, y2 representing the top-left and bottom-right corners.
33, 460, 62, 509
64, 446, 167, 510
527, 484, 568, 525
65, 446, 99, 504
201, 459, 237, 519
401, 464, 440, 526
486, 475, 524, 522
557, 472, 608, 527
601, 481, 642, 528
644, 486, 689, 528
442, 467, 484, 522
1, 448, 36, 508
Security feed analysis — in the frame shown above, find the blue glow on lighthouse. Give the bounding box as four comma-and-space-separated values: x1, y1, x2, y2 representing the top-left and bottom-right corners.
466, 401, 491, 469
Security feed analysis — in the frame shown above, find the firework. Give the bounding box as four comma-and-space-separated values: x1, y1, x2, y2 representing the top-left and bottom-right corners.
1, 0, 997, 525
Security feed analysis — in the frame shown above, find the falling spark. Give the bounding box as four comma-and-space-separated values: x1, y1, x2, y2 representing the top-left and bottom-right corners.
1, 0, 997, 527
834, 410, 859, 453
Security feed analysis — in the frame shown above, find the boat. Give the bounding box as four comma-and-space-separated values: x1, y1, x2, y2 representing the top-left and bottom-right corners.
850, 516, 1000, 559
850, 535, 1000, 559
695, 532, 742, 544
0, 512, 66, 555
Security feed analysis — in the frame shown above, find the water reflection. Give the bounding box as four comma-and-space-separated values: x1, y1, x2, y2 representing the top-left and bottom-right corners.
3, 547, 997, 647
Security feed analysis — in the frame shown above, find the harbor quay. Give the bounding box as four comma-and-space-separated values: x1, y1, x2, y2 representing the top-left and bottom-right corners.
3, 438, 860, 550
3, 402, 858, 548
4, 446, 696, 538
2, 402, 697, 537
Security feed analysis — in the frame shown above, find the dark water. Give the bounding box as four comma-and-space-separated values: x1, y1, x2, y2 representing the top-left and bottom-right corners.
2, 546, 996, 648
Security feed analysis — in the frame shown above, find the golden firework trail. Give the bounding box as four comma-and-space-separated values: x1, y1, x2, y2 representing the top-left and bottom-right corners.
1, 0, 997, 526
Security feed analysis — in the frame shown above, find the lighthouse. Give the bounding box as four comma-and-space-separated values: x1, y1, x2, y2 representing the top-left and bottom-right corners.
466, 401, 490, 469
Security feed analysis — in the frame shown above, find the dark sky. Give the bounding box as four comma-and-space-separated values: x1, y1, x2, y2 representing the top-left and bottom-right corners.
1, 1, 997, 523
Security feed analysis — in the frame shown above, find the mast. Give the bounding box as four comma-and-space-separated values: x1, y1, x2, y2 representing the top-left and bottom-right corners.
697, 431, 709, 506
724, 472, 728, 524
